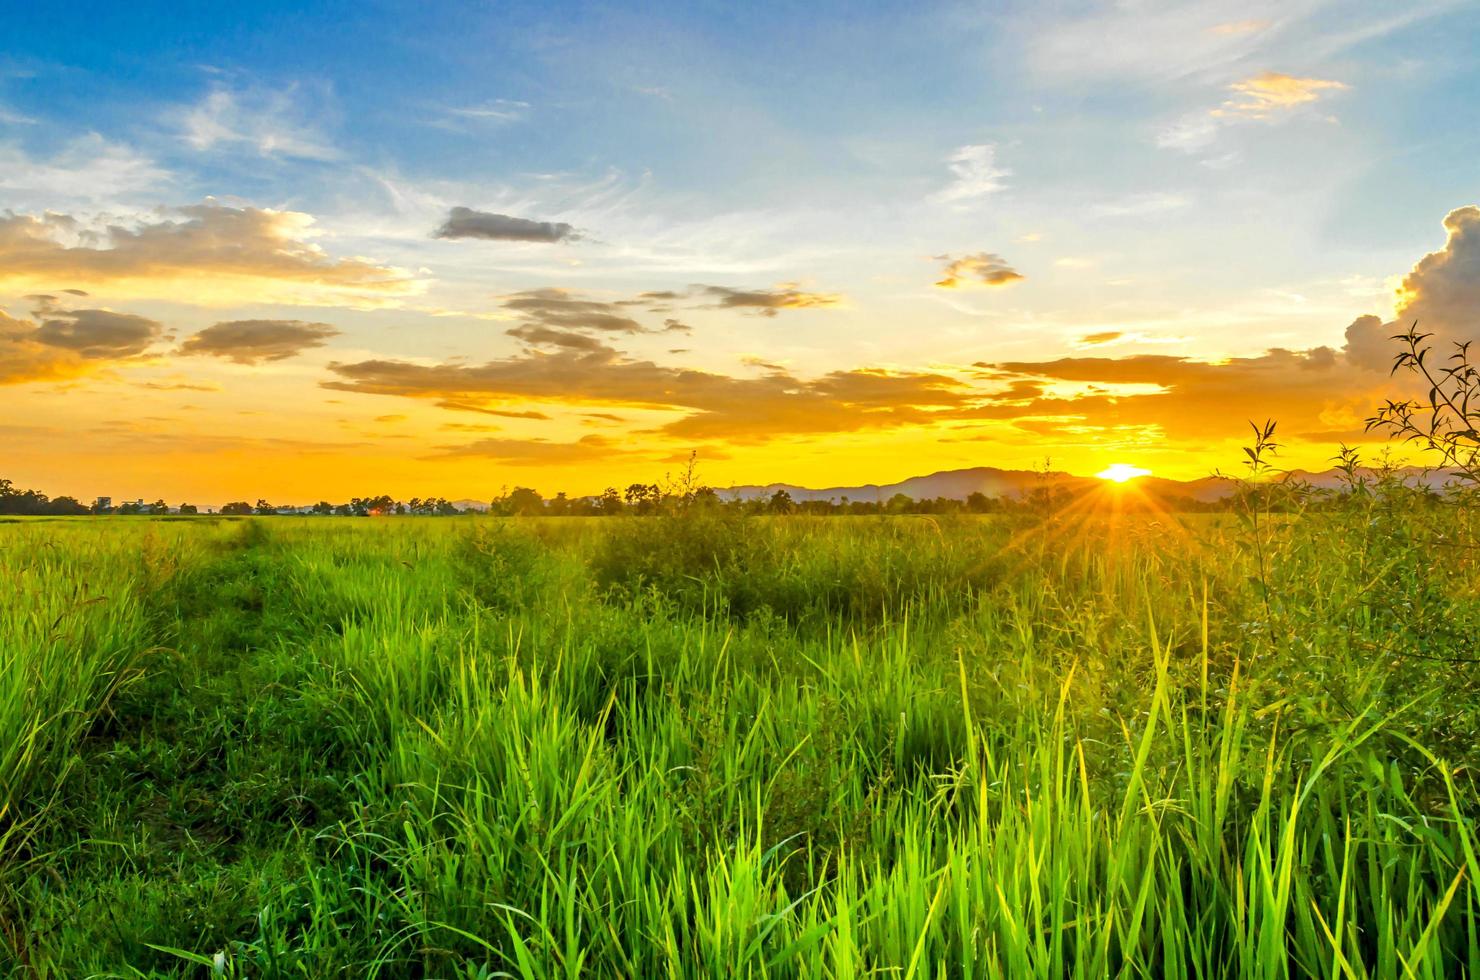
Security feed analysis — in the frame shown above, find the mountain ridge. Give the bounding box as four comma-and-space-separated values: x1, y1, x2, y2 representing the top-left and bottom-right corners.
719, 464, 1455, 504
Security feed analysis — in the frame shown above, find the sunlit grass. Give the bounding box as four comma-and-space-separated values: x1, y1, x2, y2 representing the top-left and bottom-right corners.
1, 505, 1477, 976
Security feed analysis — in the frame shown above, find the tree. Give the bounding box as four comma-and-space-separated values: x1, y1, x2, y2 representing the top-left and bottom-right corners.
148, 499, 169, 515
507, 486, 544, 516
597, 487, 624, 515
768, 489, 796, 514
178, 503, 199, 515
312, 500, 334, 515
222, 501, 253, 515
50, 496, 88, 515
624, 483, 660, 514
254, 499, 275, 515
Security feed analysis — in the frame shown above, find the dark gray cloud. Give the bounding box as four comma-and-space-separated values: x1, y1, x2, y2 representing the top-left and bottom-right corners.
179, 319, 339, 364
434, 207, 579, 243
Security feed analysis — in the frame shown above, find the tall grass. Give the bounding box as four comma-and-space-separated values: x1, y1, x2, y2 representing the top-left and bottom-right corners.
1, 507, 1477, 976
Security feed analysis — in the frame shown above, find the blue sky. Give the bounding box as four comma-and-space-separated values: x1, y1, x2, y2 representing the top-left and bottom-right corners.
3, 0, 1479, 501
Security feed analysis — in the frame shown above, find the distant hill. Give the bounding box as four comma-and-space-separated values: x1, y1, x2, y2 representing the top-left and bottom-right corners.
720, 465, 1458, 504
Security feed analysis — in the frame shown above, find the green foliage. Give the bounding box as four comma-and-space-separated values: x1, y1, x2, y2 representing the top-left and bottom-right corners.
2, 505, 1479, 977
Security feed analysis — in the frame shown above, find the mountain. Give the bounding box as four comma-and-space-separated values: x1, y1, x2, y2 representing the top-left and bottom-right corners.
721, 466, 1218, 503
720, 465, 1457, 504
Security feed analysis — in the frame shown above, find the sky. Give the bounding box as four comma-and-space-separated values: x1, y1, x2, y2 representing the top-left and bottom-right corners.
3, 0, 1479, 506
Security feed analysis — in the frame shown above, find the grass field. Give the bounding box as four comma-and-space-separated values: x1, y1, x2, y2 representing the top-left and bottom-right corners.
3, 495, 1479, 977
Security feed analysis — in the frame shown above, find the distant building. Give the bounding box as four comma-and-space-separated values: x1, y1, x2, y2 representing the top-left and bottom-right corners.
94, 496, 112, 511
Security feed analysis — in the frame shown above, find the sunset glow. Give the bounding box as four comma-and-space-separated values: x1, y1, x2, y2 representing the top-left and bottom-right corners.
1096, 464, 1153, 483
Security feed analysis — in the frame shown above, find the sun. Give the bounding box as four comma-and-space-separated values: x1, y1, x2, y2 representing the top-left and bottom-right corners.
1096, 463, 1152, 483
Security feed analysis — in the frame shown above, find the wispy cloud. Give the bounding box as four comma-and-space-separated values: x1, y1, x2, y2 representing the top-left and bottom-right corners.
932, 144, 1009, 205
1158, 70, 1348, 153
0, 135, 168, 206
177, 82, 339, 160
1213, 71, 1348, 118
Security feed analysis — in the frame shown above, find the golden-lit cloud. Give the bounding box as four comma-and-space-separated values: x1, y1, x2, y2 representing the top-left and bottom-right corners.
935, 253, 1024, 289
0, 203, 419, 306
979, 206, 1480, 446
324, 206, 1480, 454
0, 300, 163, 385
325, 340, 971, 443
1212, 71, 1348, 119
700, 284, 844, 316
178, 319, 341, 364
1343, 205, 1480, 370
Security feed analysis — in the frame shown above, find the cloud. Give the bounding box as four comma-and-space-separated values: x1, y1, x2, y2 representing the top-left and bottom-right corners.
506, 324, 611, 352
935, 253, 1025, 289
135, 380, 222, 392
1159, 70, 1348, 153
972, 206, 1480, 448
0, 202, 418, 306
501, 288, 644, 333
324, 338, 973, 443
1212, 71, 1348, 119
1343, 205, 1480, 370
178, 319, 340, 364
321, 207, 1480, 454
933, 144, 1009, 205
1209, 19, 1272, 36
436, 402, 551, 420
432, 433, 625, 464
0, 302, 163, 385
0, 135, 168, 206
435, 99, 531, 128
1092, 193, 1193, 217
700, 284, 843, 316
178, 83, 338, 160
33, 307, 163, 358
434, 207, 579, 243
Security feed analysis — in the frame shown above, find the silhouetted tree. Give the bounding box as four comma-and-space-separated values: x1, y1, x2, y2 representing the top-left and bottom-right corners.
507, 487, 544, 516
597, 487, 624, 515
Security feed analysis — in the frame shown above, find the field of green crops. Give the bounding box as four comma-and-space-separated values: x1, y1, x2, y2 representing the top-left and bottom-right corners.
3, 497, 1479, 977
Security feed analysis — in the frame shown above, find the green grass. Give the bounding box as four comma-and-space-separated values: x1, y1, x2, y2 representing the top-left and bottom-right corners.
1, 502, 1478, 977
